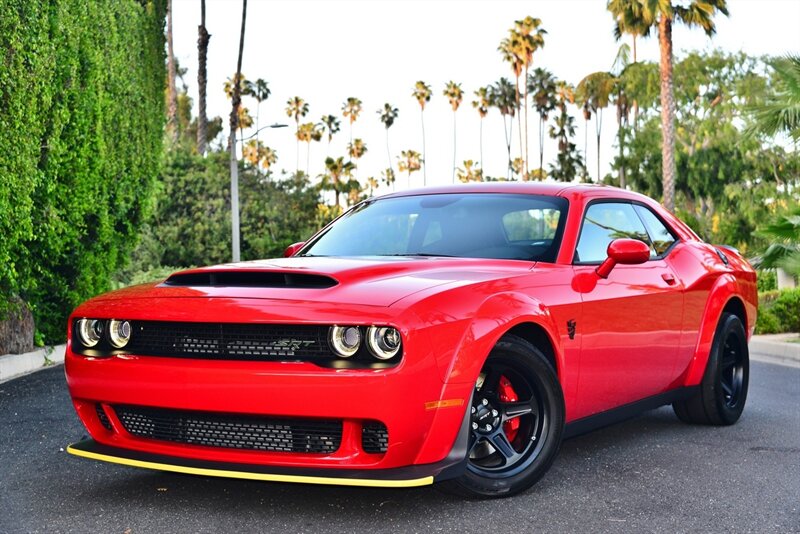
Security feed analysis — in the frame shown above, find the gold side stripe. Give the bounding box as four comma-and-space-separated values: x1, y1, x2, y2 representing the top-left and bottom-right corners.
66, 445, 434, 488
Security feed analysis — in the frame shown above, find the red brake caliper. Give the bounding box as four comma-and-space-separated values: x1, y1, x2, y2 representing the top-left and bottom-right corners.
498, 375, 520, 443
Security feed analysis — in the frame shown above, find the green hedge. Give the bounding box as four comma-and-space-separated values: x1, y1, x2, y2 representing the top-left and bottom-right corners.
0, 0, 166, 342
756, 288, 800, 334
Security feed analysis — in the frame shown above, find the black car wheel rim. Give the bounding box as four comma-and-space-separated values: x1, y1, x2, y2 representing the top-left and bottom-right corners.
467, 357, 548, 478
720, 332, 745, 409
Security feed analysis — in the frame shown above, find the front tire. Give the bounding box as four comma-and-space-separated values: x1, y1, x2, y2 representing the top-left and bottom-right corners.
673, 312, 749, 425
442, 335, 565, 498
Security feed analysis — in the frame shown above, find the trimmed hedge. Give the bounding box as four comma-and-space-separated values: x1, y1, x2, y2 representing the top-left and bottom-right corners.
0, 0, 166, 342
756, 288, 800, 334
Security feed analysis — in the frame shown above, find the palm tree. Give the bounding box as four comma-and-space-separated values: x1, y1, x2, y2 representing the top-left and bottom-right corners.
166, 0, 178, 143
348, 138, 368, 160
443, 81, 464, 183
633, 0, 729, 211
491, 78, 517, 178
243, 140, 277, 173
244, 78, 270, 146
366, 177, 379, 197
747, 55, 800, 141
196, 0, 210, 154
576, 71, 615, 182
472, 86, 492, 169
320, 114, 341, 152
398, 150, 422, 189
608, 0, 651, 125
228, 0, 248, 262
378, 103, 399, 173
381, 167, 396, 191
285, 96, 309, 174
528, 68, 557, 176
456, 160, 483, 183
498, 32, 524, 170
297, 122, 322, 176
321, 156, 355, 208
412, 81, 432, 184
236, 106, 253, 158
341, 97, 363, 146
549, 82, 584, 182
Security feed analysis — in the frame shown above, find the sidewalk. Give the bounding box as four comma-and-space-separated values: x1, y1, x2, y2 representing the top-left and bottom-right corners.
749, 333, 800, 368
0, 344, 66, 383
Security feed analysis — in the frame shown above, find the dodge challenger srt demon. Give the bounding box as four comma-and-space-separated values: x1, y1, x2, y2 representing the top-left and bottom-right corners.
65, 183, 757, 497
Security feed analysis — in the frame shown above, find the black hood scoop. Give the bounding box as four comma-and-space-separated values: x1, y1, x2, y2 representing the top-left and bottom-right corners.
163, 270, 338, 289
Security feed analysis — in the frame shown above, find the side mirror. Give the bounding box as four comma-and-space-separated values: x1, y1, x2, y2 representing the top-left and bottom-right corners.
596, 238, 650, 279
283, 241, 306, 258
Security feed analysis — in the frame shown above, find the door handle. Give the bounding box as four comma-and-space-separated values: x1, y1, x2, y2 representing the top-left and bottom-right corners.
661, 273, 676, 285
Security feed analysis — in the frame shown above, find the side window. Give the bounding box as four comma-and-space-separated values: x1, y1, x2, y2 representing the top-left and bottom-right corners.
575, 202, 653, 263
634, 205, 677, 256
502, 208, 561, 242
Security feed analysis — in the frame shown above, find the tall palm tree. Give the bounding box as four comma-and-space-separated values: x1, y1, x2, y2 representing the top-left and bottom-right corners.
348, 138, 368, 160
244, 79, 270, 146
236, 106, 253, 158
229, 0, 248, 262
498, 31, 525, 171
747, 55, 800, 141
608, 0, 651, 125
472, 86, 492, 169
635, 0, 729, 211
196, 0, 210, 154
528, 68, 557, 175
321, 156, 355, 208
285, 96, 309, 175
166, 0, 178, 143
382, 167, 396, 191
297, 122, 322, 176
398, 150, 422, 189
378, 103, 399, 173
514, 17, 547, 177
341, 97, 363, 146
576, 71, 615, 182
412, 81, 432, 185
456, 160, 483, 183
320, 114, 341, 152
443, 81, 464, 183
491, 78, 517, 179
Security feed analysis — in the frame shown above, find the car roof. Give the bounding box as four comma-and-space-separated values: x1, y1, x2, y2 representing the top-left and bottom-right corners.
376, 181, 648, 201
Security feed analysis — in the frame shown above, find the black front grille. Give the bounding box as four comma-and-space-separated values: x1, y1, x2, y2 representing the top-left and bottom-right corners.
96, 404, 112, 431
114, 405, 342, 454
362, 421, 389, 454
127, 321, 330, 361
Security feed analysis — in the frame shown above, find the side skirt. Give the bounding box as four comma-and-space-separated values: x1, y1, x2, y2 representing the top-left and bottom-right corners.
563, 386, 699, 440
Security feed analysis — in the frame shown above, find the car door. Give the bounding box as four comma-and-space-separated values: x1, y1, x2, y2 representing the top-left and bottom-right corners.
572, 201, 684, 419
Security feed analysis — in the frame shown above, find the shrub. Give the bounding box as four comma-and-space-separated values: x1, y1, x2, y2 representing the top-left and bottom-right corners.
771, 288, 800, 333
0, 0, 166, 342
756, 270, 777, 292
755, 308, 782, 335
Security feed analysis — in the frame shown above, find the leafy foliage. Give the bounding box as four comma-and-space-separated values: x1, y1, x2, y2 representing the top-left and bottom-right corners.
0, 0, 166, 342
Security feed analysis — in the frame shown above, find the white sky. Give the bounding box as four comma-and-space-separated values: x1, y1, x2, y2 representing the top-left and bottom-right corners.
172, 0, 800, 192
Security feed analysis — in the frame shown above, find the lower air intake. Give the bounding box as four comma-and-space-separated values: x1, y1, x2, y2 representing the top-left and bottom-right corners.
96, 404, 113, 431
362, 421, 389, 454
113, 405, 342, 454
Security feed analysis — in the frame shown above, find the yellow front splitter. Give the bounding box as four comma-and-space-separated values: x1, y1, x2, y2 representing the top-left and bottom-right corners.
66, 440, 433, 488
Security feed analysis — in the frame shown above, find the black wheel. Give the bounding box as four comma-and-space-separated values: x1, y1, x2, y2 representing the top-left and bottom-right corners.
673, 312, 749, 425
441, 335, 564, 498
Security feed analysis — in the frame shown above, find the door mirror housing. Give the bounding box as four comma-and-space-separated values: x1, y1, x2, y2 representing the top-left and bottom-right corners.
283, 241, 306, 258
596, 239, 651, 279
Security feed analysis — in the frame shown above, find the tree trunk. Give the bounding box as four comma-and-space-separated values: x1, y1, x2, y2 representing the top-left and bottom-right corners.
523, 67, 529, 177
166, 0, 178, 143
479, 118, 484, 174
420, 109, 427, 186
386, 130, 393, 173
632, 35, 639, 127
658, 15, 676, 212
539, 114, 545, 174
196, 0, 209, 154
515, 74, 523, 176
229, 0, 247, 262
618, 116, 626, 189
452, 112, 457, 183
595, 111, 602, 182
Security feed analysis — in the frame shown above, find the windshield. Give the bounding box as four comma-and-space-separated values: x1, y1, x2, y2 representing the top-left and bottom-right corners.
302, 193, 568, 262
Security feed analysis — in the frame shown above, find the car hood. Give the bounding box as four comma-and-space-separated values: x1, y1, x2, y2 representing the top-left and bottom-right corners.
93, 256, 536, 308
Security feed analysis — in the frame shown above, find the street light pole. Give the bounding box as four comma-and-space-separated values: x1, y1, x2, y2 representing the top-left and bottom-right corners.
231, 123, 288, 262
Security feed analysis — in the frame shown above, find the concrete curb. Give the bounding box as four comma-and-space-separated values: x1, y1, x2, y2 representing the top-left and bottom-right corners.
750, 334, 800, 368
0, 344, 66, 384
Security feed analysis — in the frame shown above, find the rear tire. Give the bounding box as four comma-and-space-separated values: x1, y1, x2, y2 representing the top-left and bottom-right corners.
440, 335, 564, 498
673, 312, 749, 425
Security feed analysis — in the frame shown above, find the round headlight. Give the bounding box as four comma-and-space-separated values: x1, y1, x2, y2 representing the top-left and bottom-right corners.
108, 319, 132, 348
76, 319, 104, 348
329, 325, 361, 358
366, 326, 401, 360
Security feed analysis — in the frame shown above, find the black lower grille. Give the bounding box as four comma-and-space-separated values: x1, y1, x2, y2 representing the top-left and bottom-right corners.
362, 422, 389, 454
96, 404, 112, 431
113, 405, 342, 454
127, 321, 330, 361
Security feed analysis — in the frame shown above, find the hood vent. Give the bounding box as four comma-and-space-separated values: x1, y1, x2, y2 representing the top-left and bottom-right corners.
163, 271, 338, 289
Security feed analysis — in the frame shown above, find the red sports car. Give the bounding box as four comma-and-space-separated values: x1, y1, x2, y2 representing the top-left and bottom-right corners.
65, 183, 757, 497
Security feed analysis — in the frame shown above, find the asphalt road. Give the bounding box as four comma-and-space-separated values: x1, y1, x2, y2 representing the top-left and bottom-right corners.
1, 360, 798, 534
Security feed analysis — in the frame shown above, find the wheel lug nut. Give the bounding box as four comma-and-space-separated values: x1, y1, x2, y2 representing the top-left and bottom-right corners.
471, 406, 476, 414
472, 422, 478, 430
492, 409, 498, 417
485, 424, 492, 431
482, 398, 488, 406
